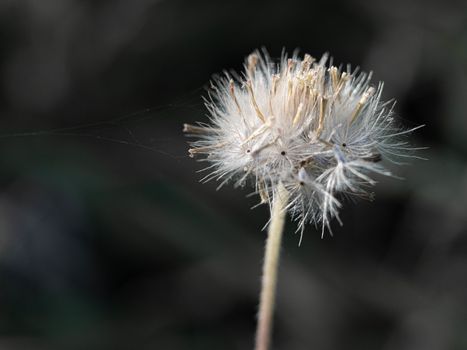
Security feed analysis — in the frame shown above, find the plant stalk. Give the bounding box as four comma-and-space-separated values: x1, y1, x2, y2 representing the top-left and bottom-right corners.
254, 182, 289, 350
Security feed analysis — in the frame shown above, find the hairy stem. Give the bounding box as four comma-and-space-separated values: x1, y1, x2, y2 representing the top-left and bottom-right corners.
255, 182, 289, 350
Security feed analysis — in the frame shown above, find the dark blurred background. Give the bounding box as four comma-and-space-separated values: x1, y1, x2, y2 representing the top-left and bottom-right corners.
0, 0, 466, 349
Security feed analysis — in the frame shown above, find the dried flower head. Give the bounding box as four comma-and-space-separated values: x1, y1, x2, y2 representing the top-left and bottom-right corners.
184, 49, 420, 240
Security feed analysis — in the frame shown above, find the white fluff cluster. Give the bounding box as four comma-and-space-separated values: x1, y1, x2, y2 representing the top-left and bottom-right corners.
184, 50, 419, 239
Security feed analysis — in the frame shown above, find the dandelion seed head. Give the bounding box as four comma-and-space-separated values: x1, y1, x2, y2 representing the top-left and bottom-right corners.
184, 49, 419, 237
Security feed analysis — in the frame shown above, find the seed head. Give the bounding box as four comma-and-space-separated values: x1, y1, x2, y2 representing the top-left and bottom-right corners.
184, 49, 421, 240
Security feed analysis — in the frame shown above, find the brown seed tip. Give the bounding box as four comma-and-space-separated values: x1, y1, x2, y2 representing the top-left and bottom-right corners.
183, 123, 214, 135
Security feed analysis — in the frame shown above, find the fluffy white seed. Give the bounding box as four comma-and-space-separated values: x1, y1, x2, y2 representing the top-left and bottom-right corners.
184, 49, 419, 239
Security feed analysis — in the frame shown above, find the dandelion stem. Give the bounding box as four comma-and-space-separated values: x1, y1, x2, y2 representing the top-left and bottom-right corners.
255, 182, 289, 350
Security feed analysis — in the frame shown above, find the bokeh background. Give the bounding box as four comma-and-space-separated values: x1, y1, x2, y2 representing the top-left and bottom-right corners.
0, 0, 466, 349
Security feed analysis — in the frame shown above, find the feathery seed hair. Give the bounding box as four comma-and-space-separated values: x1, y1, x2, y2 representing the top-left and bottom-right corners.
184, 49, 420, 240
